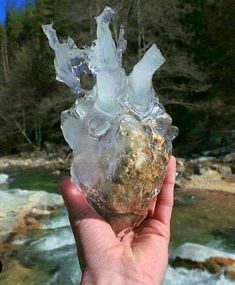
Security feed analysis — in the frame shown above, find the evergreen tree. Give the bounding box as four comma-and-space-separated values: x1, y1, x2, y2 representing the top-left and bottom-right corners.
0, 0, 234, 155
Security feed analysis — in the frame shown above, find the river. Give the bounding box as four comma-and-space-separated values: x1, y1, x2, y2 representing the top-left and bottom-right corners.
0, 168, 234, 284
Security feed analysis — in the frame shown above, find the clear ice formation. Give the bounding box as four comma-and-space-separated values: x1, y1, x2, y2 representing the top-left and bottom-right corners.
42, 6, 178, 236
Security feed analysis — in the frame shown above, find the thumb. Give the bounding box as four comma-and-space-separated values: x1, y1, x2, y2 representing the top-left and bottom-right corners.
60, 178, 117, 252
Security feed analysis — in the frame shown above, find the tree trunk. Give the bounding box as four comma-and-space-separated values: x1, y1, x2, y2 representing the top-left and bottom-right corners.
1, 32, 9, 82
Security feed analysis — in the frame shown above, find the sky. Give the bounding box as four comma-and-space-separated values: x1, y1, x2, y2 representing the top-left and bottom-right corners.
0, 0, 31, 23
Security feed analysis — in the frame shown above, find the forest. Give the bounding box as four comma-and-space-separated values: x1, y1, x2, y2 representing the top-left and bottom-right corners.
0, 0, 234, 156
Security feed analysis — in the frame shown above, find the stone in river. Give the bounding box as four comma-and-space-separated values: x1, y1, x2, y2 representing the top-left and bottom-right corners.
172, 242, 235, 281
0, 189, 63, 249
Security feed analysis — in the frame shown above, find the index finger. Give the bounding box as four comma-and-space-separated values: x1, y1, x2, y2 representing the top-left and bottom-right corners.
153, 156, 176, 226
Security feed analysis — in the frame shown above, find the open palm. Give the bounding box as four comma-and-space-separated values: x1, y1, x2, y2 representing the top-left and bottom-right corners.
61, 156, 176, 285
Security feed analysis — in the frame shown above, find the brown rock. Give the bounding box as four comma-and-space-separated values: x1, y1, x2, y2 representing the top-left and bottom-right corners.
0, 242, 11, 253
0, 190, 63, 249
172, 243, 235, 280
224, 152, 235, 163
225, 265, 235, 281
206, 257, 235, 273
0, 260, 50, 285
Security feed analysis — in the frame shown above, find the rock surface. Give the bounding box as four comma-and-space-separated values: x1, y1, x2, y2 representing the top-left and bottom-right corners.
224, 152, 235, 163
176, 156, 235, 193
0, 189, 63, 250
0, 260, 50, 285
172, 243, 235, 280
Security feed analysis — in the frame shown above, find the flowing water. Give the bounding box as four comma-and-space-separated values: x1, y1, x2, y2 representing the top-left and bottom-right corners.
0, 169, 235, 284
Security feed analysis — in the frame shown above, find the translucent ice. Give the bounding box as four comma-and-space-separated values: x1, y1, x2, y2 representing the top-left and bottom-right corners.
43, 6, 178, 236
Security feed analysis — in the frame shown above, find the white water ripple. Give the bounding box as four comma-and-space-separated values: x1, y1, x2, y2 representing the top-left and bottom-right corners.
163, 266, 234, 285
31, 227, 75, 251
42, 213, 70, 230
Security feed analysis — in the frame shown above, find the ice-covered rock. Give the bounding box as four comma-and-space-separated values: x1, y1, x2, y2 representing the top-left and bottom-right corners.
43, 6, 178, 235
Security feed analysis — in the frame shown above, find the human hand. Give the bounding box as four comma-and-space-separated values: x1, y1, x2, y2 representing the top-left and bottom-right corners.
60, 156, 176, 285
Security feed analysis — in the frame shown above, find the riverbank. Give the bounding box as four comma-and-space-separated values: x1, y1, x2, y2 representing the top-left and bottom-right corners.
0, 150, 70, 171
176, 155, 235, 194
1, 150, 234, 193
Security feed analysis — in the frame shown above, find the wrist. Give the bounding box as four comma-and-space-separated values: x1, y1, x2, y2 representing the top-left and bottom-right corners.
80, 272, 124, 285
80, 268, 155, 285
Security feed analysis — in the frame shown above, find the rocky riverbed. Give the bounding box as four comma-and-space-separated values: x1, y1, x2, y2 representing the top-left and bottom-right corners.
0, 152, 234, 284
